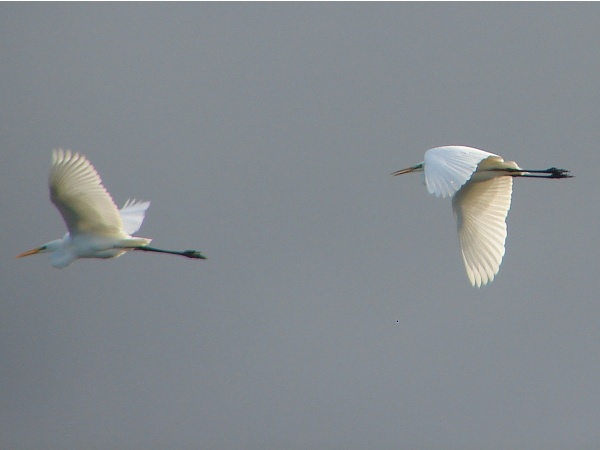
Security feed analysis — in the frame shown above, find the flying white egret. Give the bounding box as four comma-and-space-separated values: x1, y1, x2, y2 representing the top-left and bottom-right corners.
17, 149, 206, 267
393, 145, 571, 287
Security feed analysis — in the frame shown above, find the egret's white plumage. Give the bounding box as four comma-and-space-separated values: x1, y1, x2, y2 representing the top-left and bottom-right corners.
393, 145, 571, 287
18, 149, 206, 267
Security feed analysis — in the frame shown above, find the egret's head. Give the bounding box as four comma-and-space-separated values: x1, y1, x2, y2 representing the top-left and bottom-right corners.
17, 239, 63, 258
391, 162, 424, 176
17, 245, 47, 258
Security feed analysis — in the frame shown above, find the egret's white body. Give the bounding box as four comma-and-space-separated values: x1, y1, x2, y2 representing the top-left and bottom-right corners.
393, 145, 571, 287
18, 149, 205, 267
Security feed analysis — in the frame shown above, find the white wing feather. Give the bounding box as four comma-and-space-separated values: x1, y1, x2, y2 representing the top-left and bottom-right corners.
119, 199, 151, 235
424, 146, 499, 198
49, 149, 124, 236
452, 175, 513, 287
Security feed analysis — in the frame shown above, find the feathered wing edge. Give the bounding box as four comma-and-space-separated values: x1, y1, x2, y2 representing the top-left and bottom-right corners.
119, 199, 151, 235
49, 149, 124, 235
452, 176, 513, 287
424, 146, 499, 198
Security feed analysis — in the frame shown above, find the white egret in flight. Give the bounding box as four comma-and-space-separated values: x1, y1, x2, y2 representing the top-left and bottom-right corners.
393, 145, 571, 287
17, 149, 206, 267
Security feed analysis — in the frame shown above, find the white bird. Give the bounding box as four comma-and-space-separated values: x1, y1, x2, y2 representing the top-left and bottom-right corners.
393, 145, 571, 287
17, 149, 206, 267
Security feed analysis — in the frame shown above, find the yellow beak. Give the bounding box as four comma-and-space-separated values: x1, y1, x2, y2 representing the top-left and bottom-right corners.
17, 247, 42, 258
391, 167, 417, 176
391, 163, 424, 176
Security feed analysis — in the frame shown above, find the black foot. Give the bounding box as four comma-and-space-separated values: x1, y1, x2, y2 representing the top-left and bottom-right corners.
182, 250, 207, 259
547, 167, 573, 178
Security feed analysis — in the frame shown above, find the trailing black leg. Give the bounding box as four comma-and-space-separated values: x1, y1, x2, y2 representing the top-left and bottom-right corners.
501, 167, 573, 178
133, 246, 207, 259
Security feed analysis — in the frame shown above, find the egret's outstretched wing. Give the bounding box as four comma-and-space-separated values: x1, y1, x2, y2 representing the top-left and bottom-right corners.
424, 146, 499, 198
49, 149, 123, 236
119, 199, 151, 235
452, 175, 513, 287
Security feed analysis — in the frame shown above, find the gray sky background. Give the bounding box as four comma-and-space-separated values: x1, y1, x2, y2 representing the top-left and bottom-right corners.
1, 4, 599, 449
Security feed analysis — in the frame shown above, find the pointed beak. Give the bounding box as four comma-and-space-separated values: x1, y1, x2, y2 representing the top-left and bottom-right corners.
391, 163, 422, 176
17, 247, 42, 258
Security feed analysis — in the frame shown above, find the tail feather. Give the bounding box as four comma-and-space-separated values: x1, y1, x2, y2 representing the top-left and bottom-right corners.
117, 237, 152, 248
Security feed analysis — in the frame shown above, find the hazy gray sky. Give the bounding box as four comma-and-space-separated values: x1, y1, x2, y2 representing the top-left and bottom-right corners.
2, 4, 599, 449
